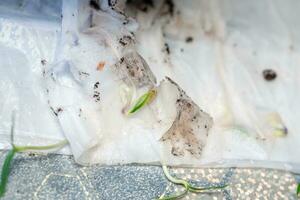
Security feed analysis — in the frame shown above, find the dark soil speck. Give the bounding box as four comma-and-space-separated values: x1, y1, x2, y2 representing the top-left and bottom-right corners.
185, 37, 193, 43
263, 69, 277, 81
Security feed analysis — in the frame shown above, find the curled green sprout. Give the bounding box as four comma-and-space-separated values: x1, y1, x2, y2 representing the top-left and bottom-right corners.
128, 88, 157, 115
0, 116, 68, 197
157, 165, 228, 200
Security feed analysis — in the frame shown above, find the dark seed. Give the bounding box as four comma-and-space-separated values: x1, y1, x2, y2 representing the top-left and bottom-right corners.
185, 37, 193, 43
263, 69, 277, 81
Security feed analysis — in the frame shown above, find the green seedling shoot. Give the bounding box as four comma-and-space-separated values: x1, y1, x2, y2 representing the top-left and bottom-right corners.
157, 165, 228, 200
128, 89, 157, 115
0, 114, 68, 197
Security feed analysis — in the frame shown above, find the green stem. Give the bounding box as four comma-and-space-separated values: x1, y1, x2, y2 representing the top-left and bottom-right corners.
188, 184, 228, 193
157, 165, 228, 200
157, 165, 189, 200
162, 165, 188, 186
158, 188, 188, 200
0, 140, 68, 197
0, 149, 16, 197
14, 140, 68, 152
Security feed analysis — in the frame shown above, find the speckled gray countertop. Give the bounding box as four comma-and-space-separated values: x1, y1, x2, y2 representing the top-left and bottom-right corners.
0, 151, 299, 200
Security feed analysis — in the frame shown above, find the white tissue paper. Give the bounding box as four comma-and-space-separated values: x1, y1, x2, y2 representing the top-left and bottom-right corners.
1, 0, 300, 172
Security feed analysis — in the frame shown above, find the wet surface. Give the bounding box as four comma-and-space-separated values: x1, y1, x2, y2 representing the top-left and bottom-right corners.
0, 151, 299, 200
160, 78, 213, 158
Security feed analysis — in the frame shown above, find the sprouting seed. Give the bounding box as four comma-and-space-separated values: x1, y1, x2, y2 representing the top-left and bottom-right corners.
0, 113, 68, 197
128, 89, 157, 114
0, 140, 68, 197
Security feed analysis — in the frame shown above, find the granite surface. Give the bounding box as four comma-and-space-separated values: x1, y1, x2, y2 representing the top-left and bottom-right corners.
0, 150, 299, 200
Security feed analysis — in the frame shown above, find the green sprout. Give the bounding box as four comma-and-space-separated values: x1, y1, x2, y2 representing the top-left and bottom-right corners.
128, 88, 157, 115
297, 183, 300, 197
157, 165, 228, 200
0, 149, 15, 198
0, 115, 68, 197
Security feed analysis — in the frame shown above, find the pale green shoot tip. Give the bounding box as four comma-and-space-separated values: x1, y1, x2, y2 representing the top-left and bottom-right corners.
128, 89, 157, 115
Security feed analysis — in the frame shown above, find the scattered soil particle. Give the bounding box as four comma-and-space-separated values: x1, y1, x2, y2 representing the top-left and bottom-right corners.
57, 108, 63, 113
165, 0, 174, 16
94, 82, 100, 89
50, 107, 63, 116
144, 0, 154, 7
108, 0, 117, 7
123, 19, 129, 25
119, 35, 132, 46
50, 107, 58, 116
171, 147, 183, 156
263, 69, 277, 81
127, 0, 154, 12
164, 43, 170, 54
161, 77, 213, 159
79, 71, 90, 76
90, 0, 100, 10
28, 153, 37, 157
41, 59, 47, 65
114, 52, 157, 87
93, 90, 100, 102
140, 6, 148, 12
79, 108, 82, 117
185, 36, 193, 43
119, 40, 126, 46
